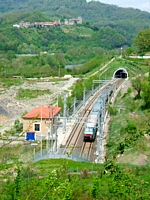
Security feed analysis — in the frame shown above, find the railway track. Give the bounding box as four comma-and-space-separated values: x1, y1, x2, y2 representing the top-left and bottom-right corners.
63, 78, 125, 161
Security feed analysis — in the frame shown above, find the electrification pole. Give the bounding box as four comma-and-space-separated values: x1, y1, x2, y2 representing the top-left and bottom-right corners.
47, 109, 50, 151
73, 97, 76, 115
63, 93, 67, 133
83, 88, 86, 105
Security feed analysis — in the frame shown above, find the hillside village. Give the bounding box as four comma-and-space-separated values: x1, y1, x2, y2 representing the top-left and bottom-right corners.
13, 16, 82, 28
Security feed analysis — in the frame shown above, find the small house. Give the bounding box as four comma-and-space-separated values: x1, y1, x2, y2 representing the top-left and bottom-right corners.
22, 105, 61, 141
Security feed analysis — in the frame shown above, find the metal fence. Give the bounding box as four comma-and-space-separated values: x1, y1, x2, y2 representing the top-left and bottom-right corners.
34, 147, 90, 163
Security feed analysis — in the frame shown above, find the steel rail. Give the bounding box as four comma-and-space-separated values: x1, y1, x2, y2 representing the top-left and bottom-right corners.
62, 78, 124, 158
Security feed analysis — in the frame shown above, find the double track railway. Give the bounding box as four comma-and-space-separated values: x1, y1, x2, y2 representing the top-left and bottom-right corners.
62, 78, 124, 162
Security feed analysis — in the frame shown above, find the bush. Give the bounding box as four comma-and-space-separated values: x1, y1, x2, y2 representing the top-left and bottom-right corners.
108, 104, 118, 115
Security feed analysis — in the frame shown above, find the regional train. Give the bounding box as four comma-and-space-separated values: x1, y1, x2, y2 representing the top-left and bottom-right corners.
83, 86, 113, 142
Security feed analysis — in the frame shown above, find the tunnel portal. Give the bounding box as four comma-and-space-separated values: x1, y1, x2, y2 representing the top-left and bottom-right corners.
113, 68, 128, 79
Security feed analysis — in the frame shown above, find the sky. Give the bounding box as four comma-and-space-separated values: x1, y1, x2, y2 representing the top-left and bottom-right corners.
86, 0, 150, 12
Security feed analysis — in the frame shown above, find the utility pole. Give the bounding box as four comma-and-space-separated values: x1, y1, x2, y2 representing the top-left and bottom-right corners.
51, 107, 54, 153
121, 47, 123, 58
63, 93, 67, 133
54, 117, 58, 152
58, 65, 60, 77
96, 95, 107, 163
40, 108, 43, 156
47, 108, 50, 151
83, 88, 86, 105
101, 97, 105, 138
96, 109, 101, 163
92, 84, 94, 95
46, 106, 54, 153
73, 97, 76, 115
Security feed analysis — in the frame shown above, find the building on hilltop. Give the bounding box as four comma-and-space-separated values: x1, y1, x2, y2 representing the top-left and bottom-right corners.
19, 21, 34, 28
13, 18, 82, 28
13, 24, 20, 28
64, 16, 82, 25
34, 20, 61, 28
13, 20, 61, 28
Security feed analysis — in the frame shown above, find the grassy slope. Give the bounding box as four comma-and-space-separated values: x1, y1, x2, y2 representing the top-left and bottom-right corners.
106, 58, 150, 165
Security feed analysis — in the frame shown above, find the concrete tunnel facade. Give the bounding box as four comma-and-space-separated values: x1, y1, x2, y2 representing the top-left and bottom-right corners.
113, 68, 128, 79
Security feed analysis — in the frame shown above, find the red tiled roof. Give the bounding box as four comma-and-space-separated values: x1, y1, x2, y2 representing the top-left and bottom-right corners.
22, 105, 61, 119
35, 22, 59, 25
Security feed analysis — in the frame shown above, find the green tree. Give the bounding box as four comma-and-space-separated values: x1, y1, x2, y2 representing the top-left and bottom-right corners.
71, 81, 84, 100
134, 28, 150, 54
131, 76, 142, 99
55, 53, 66, 68
125, 46, 134, 55
14, 168, 21, 199
91, 177, 100, 199
108, 104, 118, 116
13, 119, 23, 134
142, 81, 150, 109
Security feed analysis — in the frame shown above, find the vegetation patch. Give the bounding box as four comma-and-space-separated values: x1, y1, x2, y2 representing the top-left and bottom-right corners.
0, 78, 24, 88
16, 88, 51, 99
107, 74, 150, 165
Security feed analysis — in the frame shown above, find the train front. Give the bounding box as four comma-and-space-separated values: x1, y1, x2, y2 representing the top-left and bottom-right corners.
83, 123, 96, 142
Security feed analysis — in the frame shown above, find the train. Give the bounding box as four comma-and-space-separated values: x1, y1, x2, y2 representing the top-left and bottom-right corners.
83, 86, 113, 142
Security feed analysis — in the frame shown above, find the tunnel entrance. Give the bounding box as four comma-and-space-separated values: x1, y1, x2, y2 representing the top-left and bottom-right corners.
113, 68, 128, 79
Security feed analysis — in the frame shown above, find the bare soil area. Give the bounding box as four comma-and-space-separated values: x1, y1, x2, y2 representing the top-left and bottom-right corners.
0, 77, 78, 134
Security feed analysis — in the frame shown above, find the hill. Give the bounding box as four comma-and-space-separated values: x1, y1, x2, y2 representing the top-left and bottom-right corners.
0, 1, 149, 77
0, 0, 150, 52
1, 0, 149, 25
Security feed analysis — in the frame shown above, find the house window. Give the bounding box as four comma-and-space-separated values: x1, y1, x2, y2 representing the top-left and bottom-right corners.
34, 124, 40, 131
